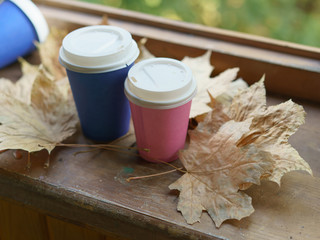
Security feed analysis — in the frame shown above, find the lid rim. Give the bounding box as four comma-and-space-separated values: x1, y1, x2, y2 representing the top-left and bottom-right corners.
59, 41, 139, 73
59, 26, 139, 73
124, 77, 197, 109
125, 58, 196, 105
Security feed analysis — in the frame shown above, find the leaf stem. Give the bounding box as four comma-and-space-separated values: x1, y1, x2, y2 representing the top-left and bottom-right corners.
55, 143, 150, 152
126, 168, 183, 182
158, 160, 187, 174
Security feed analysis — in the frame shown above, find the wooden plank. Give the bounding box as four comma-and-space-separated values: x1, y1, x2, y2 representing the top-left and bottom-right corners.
241, 172, 320, 240
33, 1, 320, 103
0, 150, 319, 240
46, 216, 105, 240
0, 198, 119, 240
0, 198, 49, 240
0, 93, 318, 240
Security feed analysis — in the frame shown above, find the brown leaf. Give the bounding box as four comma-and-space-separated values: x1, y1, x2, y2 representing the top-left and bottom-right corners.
196, 97, 231, 135
228, 76, 266, 122
170, 120, 274, 227
182, 52, 247, 118
100, 15, 109, 25
137, 38, 155, 62
0, 59, 41, 103
38, 27, 68, 80
229, 78, 312, 185
0, 68, 78, 153
171, 76, 312, 227
182, 51, 214, 117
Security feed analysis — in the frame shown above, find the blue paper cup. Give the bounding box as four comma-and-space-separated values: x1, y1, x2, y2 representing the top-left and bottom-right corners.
0, 0, 48, 69
66, 65, 133, 141
59, 26, 139, 142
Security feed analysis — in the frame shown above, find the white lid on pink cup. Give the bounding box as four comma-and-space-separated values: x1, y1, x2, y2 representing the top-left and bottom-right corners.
125, 58, 197, 109
59, 25, 139, 73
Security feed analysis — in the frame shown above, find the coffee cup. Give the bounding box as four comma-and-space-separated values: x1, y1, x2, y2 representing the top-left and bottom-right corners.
0, 0, 48, 68
124, 58, 197, 162
59, 25, 139, 142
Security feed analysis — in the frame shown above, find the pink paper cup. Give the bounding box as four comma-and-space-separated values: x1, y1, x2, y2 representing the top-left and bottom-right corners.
124, 58, 197, 163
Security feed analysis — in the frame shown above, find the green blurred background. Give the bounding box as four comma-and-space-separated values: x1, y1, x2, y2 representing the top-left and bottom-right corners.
79, 0, 320, 48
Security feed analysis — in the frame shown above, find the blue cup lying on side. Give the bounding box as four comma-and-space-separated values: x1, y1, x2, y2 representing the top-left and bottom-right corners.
59, 26, 139, 142
0, 0, 48, 69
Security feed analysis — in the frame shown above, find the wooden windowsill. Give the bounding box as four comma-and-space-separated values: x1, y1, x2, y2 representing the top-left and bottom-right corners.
0, 1, 319, 239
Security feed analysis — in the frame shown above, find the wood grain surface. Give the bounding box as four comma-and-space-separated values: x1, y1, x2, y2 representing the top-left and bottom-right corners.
0, 91, 318, 240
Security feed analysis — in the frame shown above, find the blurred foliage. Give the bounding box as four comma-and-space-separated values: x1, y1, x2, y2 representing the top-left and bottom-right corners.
79, 0, 320, 48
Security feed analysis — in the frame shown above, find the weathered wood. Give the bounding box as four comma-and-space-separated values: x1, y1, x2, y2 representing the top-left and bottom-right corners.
0, 198, 122, 240
0, 93, 319, 240
0, 198, 49, 240
46, 216, 105, 240
0, 128, 319, 240
0, 1, 319, 240
242, 172, 320, 240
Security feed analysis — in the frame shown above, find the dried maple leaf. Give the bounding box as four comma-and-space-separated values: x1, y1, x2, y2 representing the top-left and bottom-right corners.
227, 75, 267, 122
1, 27, 69, 103
137, 38, 155, 62
204, 77, 312, 186
229, 78, 312, 185
170, 76, 312, 227
100, 15, 109, 25
182, 52, 248, 118
37, 27, 68, 80
169, 119, 274, 227
0, 59, 41, 104
0, 67, 78, 153
195, 97, 231, 135
182, 51, 214, 117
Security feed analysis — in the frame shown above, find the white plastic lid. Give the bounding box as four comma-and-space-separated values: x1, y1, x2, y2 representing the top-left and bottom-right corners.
59, 25, 140, 73
10, 0, 49, 43
125, 58, 197, 109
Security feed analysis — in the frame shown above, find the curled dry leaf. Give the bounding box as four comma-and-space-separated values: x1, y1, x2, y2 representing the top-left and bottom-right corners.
137, 38, 155, 62
182, 51, 214, 117
182, 52, 248, 118
100, 15, 109, 25
171, 76, 312, 227
0, 27, 77, 164
169, 119, 274, 227
229, 78, 312, 185
0, 68, 78, 153
37, 27, 68, 80
0, 59, 41, 104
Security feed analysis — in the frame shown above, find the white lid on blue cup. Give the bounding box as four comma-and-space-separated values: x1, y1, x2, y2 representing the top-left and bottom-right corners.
59, 25, 140, 73
10, 0, 49, 42
125, 58, 197, 109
